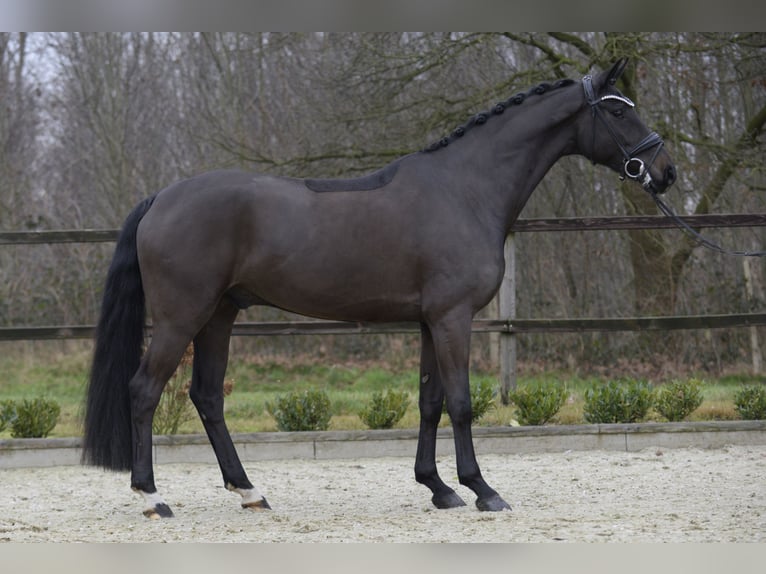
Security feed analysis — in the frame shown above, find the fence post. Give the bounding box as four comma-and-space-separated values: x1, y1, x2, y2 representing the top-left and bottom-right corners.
743, 257, 763, 374
499, 233, 516, 404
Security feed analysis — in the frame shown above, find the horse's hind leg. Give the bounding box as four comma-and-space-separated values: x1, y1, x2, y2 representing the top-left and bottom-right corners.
129, 326, 191, 518
190, 298, 270, 511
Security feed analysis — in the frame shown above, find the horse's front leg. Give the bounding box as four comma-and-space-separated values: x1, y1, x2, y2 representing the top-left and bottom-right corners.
427, 309, 511, 512
414, 323, 467, 509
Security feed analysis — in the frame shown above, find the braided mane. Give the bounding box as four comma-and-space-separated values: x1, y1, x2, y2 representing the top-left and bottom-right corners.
423, 78, 576, 152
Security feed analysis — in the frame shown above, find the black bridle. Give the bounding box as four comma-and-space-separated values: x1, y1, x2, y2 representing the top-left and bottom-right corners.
583, 74, 665, 191
583, 74, 765, 258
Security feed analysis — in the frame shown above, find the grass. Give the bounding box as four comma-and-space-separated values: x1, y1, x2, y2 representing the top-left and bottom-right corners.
0, 348, 762, 438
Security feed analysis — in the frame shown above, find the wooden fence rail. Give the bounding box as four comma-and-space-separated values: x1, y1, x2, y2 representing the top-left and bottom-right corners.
2, 213, 765, 245
2, 313, 766, 342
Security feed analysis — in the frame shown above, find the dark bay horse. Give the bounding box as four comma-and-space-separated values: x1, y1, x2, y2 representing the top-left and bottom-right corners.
82, 59, 676, 518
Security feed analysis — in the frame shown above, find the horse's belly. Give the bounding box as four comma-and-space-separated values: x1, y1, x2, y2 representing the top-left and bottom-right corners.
233, 264, 423, 323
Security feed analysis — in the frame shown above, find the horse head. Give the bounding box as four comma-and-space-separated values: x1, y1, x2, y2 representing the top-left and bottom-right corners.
579, 58, 676, 194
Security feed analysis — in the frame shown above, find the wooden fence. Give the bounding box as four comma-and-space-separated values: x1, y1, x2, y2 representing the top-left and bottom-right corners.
2, 213, 765, 398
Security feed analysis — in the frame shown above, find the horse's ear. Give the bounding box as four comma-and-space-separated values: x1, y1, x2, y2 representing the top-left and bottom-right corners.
592, 58, 630, 93
606, 58, 629, 86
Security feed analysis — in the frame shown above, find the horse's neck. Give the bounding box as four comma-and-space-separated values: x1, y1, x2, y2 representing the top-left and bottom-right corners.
437, 101, 580, 235
500, 130, 576, 230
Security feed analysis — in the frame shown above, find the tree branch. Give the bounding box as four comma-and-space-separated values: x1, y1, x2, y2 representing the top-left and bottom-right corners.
500, 33, 575, 78
547, 32, 597, 70
695, 102, 766, 216
670, 101, 766, 276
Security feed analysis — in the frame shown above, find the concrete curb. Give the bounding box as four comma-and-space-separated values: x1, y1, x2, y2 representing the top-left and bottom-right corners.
2, 420, 765, 469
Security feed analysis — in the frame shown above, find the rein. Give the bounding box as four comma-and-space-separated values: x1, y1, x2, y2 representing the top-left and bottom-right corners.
649, 190, 766, 258
583, 74, 766, 258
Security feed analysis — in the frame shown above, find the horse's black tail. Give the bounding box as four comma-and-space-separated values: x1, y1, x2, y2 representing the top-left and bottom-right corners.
82, 196, 156, 471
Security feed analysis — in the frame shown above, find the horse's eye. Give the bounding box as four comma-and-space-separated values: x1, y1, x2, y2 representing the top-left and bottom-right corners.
612, 108, 624, 118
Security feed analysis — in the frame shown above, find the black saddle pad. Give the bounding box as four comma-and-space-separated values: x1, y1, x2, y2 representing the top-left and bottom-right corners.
304, 162, 399, 193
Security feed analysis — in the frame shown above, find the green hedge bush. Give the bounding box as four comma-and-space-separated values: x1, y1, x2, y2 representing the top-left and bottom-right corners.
469, 378, 496, 423
0, 399, 16, 433
358, 389, 410, 429
10, 397, 61, 438
584, 379, 654, 424
267, 389, 333, 431
654, 378, 704, 421
734, 385, 766, 420
508, 382, 568, 426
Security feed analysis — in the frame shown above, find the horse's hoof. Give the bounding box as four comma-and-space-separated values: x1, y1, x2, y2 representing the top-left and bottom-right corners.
242, 497, 271, 511
143, 503, 175, 519
476, 494, 511, 512
432, 491, 467, 509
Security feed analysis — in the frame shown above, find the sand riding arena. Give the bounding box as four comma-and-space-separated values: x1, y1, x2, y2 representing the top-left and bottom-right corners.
1, 423, 765, 542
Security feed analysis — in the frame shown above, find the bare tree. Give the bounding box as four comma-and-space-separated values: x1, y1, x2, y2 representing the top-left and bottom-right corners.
44, 33, 183, 227
0, 33, 39, 228
0, 32, 44, 327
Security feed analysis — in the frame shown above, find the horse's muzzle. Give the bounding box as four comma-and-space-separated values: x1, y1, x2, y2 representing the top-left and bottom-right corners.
649, 163, 677, 194
623, 157, 676, 194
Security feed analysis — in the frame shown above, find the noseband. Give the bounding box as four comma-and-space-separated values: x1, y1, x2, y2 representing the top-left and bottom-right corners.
583, 75, 664, 190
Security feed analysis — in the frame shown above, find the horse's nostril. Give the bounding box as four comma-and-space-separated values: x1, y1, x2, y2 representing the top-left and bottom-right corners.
665, 165, 676, 186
